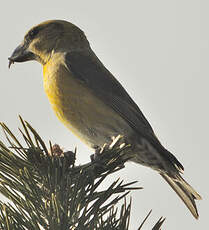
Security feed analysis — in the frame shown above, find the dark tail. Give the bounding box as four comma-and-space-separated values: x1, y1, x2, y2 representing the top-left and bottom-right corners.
160, 173, 201, 219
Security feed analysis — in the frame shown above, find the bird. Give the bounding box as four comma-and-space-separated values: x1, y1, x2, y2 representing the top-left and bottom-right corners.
8, 19, 201, 218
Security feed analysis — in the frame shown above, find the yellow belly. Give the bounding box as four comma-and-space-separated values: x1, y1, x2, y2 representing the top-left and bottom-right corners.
43, 54, 129, 148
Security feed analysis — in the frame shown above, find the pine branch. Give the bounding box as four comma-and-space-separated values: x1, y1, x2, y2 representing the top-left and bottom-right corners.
0, 117, 165, 229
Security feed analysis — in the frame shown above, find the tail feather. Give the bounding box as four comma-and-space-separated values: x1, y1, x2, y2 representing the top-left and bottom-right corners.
160, 173, 201, 219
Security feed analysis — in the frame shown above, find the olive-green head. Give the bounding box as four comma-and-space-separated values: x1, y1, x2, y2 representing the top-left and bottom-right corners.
8, 20, 89, 67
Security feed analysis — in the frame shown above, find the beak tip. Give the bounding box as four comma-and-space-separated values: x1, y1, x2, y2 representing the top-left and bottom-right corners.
8, 58, 14, 69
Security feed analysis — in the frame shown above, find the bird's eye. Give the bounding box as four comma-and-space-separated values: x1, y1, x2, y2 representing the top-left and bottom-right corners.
28, 28, 39, 40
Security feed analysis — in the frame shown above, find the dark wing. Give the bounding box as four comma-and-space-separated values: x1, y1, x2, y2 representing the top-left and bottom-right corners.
65, 50, 154, 134
65, 49, 184, 171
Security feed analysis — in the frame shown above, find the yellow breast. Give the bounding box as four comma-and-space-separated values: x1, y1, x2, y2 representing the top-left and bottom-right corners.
42, 52, 123, 148
43, 53, 89, 139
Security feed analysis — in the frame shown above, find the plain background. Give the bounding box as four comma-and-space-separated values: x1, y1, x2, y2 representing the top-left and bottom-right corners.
0, 0, 208, 229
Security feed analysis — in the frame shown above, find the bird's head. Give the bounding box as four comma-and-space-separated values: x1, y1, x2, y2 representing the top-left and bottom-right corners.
8, 20, 89, 67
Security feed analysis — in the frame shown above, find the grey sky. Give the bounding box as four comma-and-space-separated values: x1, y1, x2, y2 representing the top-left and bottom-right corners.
0, 0, 208, 229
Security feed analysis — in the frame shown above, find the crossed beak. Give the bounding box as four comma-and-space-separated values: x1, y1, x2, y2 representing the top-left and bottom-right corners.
8, 43, 35, 68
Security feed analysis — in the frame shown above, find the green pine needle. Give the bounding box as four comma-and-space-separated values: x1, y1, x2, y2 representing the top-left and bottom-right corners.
0, 118, 164, 230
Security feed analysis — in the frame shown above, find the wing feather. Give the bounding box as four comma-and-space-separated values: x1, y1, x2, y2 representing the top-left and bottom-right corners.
65, 49, 183, 171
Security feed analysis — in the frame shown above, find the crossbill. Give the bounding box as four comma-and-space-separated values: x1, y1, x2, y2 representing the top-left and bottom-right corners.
8, 20, 201, 218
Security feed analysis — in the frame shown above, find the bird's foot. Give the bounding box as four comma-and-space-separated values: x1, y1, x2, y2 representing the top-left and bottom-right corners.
90, 144, 107, 167
90, 135, 127, 168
